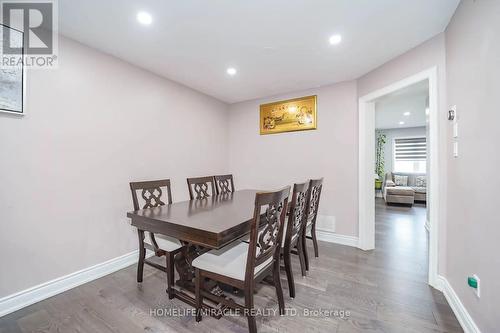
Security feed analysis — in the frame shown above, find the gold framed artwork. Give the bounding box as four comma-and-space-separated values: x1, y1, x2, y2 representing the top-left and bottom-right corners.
260, 95, 317, 135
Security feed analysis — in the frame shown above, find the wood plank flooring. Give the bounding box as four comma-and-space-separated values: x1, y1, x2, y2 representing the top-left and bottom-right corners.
0, 199, 462, 332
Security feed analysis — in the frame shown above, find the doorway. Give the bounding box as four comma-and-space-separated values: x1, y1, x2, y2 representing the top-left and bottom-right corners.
358, 67, 440, 289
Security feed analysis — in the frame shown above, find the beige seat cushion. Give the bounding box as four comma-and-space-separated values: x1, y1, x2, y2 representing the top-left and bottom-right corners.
154, 234, 183, 252
192, 241, 273, 281
385, 186, 415, 196
411, 186, 427, 194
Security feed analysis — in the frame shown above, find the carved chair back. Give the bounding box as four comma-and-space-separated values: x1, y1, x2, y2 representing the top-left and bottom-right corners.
284, 182, 309, 248
187, 176, 216, 200
245, 187, 290, 281
214, 174, 235, 195
129, 179, 173, 252
130, 179, 173, 211
306, 178, 323, 225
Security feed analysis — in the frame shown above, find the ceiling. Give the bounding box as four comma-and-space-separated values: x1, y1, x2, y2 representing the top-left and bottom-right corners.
58, 0, 459, 103
375, 80, 428, 129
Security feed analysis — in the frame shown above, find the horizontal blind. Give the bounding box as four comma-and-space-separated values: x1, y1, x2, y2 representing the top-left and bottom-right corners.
394, 137, 426, 161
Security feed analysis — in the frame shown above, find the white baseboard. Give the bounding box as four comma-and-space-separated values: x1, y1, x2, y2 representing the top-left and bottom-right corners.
437, 275, 481, 333
316, 230, 359, 248
0, 250, 149, 318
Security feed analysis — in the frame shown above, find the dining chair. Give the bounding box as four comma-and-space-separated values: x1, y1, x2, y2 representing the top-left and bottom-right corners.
214, 174, 235, 195
192, 186, 290, 333
187, 176, 216, 200
129, 179, 183, 299
282, 181, 309, 298
302, 178, 323, 271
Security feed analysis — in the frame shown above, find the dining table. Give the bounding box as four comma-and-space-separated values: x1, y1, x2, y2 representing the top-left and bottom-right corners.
126, 189, 260, 317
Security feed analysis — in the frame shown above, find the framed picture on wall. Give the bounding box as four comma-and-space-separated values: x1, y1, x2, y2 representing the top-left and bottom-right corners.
0, 23, 25, 115
260, 95, 317, 135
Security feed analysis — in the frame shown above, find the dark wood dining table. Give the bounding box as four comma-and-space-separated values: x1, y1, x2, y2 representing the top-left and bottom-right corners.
126, 189, 259, 315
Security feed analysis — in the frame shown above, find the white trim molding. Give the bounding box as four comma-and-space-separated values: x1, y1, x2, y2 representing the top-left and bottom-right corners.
0, 250, 148, 318
316, 230, 359, 247
358, 67, 440, 288
437, 276, 481, 333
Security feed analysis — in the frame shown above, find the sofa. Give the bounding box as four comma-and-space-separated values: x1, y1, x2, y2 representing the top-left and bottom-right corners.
383, 172, 427, 205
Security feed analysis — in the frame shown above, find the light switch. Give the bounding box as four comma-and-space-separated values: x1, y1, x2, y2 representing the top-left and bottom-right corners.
453, 122, 459, 138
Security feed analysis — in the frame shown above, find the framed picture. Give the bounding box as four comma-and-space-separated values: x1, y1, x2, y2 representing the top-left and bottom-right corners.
260, 95, 317, 135
0, 23, 25, 115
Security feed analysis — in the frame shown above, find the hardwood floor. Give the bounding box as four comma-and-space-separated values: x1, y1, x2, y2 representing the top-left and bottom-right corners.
0, 199, 462, 332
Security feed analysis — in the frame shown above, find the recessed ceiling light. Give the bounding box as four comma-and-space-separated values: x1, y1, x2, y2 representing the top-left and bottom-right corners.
399, 121, 405, 125
226, 67, 237, 76
137, 11, 152, 25
329, 34, 342, 45
403, 111, 411, 116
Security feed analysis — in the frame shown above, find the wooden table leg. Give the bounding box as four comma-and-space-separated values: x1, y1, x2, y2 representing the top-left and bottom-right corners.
170, 242, 228, 318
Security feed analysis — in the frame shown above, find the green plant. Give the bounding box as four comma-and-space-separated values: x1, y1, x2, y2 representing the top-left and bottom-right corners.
375, 131, 387, 180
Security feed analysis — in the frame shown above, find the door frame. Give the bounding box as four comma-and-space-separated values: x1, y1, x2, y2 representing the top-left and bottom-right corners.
358, 67, 440, 288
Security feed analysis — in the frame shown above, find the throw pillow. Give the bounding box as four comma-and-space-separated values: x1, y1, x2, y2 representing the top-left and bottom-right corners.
394, 175, 408, 186
416, 175, 427, 187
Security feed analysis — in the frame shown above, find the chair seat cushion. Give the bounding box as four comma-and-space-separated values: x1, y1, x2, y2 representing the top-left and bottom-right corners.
192, 241, 273, 281
154, 234, 182, 252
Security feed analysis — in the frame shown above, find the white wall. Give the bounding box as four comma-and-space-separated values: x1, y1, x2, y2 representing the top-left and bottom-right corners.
228, 81, 358, 237
0, 36, 229, 298
376, 126, 427, 174
445, 1, 500, 331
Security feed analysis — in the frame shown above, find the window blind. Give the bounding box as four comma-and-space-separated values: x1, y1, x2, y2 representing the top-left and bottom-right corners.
394, 137, 427, 161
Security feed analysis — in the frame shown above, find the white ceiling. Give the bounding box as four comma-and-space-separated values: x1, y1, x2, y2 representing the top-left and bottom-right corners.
58, 0, 459, 103
375, 80, 428, 129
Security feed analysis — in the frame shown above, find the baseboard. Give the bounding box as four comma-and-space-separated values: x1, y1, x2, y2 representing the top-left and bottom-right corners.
0, 250, 150, 318
316, 230, 359, 248
437, 275, 481, 333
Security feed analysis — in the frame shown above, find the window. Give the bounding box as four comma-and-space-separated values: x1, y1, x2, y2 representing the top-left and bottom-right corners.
393, 137, 427, 173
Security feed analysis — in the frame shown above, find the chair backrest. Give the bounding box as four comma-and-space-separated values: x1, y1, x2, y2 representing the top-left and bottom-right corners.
214, 174, 235, 195
245, 186, 290, 281
129, 179, 173, 211
284, 182, 310, 248
306, 178, 323, 224
187, 176, 216, 200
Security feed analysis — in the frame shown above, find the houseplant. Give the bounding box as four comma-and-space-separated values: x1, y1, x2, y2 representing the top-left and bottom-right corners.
375, 131, 386, 189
